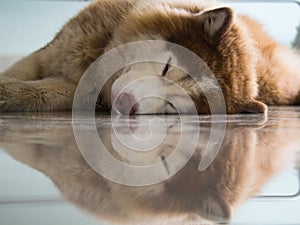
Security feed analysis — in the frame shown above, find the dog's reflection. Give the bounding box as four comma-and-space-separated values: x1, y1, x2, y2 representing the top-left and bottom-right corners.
0, 112, 299, 225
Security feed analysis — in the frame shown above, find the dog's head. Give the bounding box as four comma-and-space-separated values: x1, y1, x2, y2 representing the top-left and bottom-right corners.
105, 1, 267, 114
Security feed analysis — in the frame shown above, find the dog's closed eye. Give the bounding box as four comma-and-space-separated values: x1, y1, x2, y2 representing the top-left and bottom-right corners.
161, 155, 170, 175
161, 57, 172, 76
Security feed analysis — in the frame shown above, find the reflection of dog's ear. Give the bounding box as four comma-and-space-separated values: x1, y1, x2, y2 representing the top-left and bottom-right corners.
198, 191, 232, 221
195, 7, 234, 43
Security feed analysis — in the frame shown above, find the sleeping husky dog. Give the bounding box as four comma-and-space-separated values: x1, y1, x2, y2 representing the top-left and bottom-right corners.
1, 0, 300, 114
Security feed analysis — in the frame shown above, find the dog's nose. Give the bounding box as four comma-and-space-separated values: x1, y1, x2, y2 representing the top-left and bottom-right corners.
114, 93, 138, 115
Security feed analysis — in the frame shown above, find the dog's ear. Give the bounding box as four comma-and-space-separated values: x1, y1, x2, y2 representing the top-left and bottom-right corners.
195, 7, 234, 43
198, 191, 232, 221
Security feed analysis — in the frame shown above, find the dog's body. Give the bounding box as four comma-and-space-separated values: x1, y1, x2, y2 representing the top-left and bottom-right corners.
1, 0, 300, 113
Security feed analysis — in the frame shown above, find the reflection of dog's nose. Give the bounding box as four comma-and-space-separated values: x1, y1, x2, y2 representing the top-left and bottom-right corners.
114, 93, 138, 114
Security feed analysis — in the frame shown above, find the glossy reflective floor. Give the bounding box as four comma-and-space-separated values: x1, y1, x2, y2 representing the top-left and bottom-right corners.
1, 107, 300, 225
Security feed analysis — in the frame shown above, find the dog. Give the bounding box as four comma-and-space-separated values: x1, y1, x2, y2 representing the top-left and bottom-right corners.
1, 0, 300, 114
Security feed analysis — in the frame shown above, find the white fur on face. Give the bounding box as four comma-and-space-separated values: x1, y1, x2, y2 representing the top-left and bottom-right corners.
111, 40, 199, 117
111, 57, 196, 115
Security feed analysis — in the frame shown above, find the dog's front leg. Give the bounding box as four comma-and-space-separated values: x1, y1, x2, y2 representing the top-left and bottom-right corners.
0, 77, 76, 112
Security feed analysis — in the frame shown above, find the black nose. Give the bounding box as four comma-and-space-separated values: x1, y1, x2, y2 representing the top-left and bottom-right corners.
114, 93, 138, 115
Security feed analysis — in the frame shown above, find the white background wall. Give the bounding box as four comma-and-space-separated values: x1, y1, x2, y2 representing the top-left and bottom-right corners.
0, 0, 300, 56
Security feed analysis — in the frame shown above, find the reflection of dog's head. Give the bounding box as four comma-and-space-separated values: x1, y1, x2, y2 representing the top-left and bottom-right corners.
106, 1, 267, 114
1, 114, 300, 225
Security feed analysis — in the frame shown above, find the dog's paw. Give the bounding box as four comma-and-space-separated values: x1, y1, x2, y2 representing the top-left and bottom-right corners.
0, 81, 39, 112
0, 100, 6, 107
242, 100, 268, 114
227, 99, 268, 115
0, 84, 8, 111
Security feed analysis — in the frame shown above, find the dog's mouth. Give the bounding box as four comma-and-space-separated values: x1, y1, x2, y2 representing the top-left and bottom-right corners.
112, 93, 179, 115
164, 102, 177, 114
